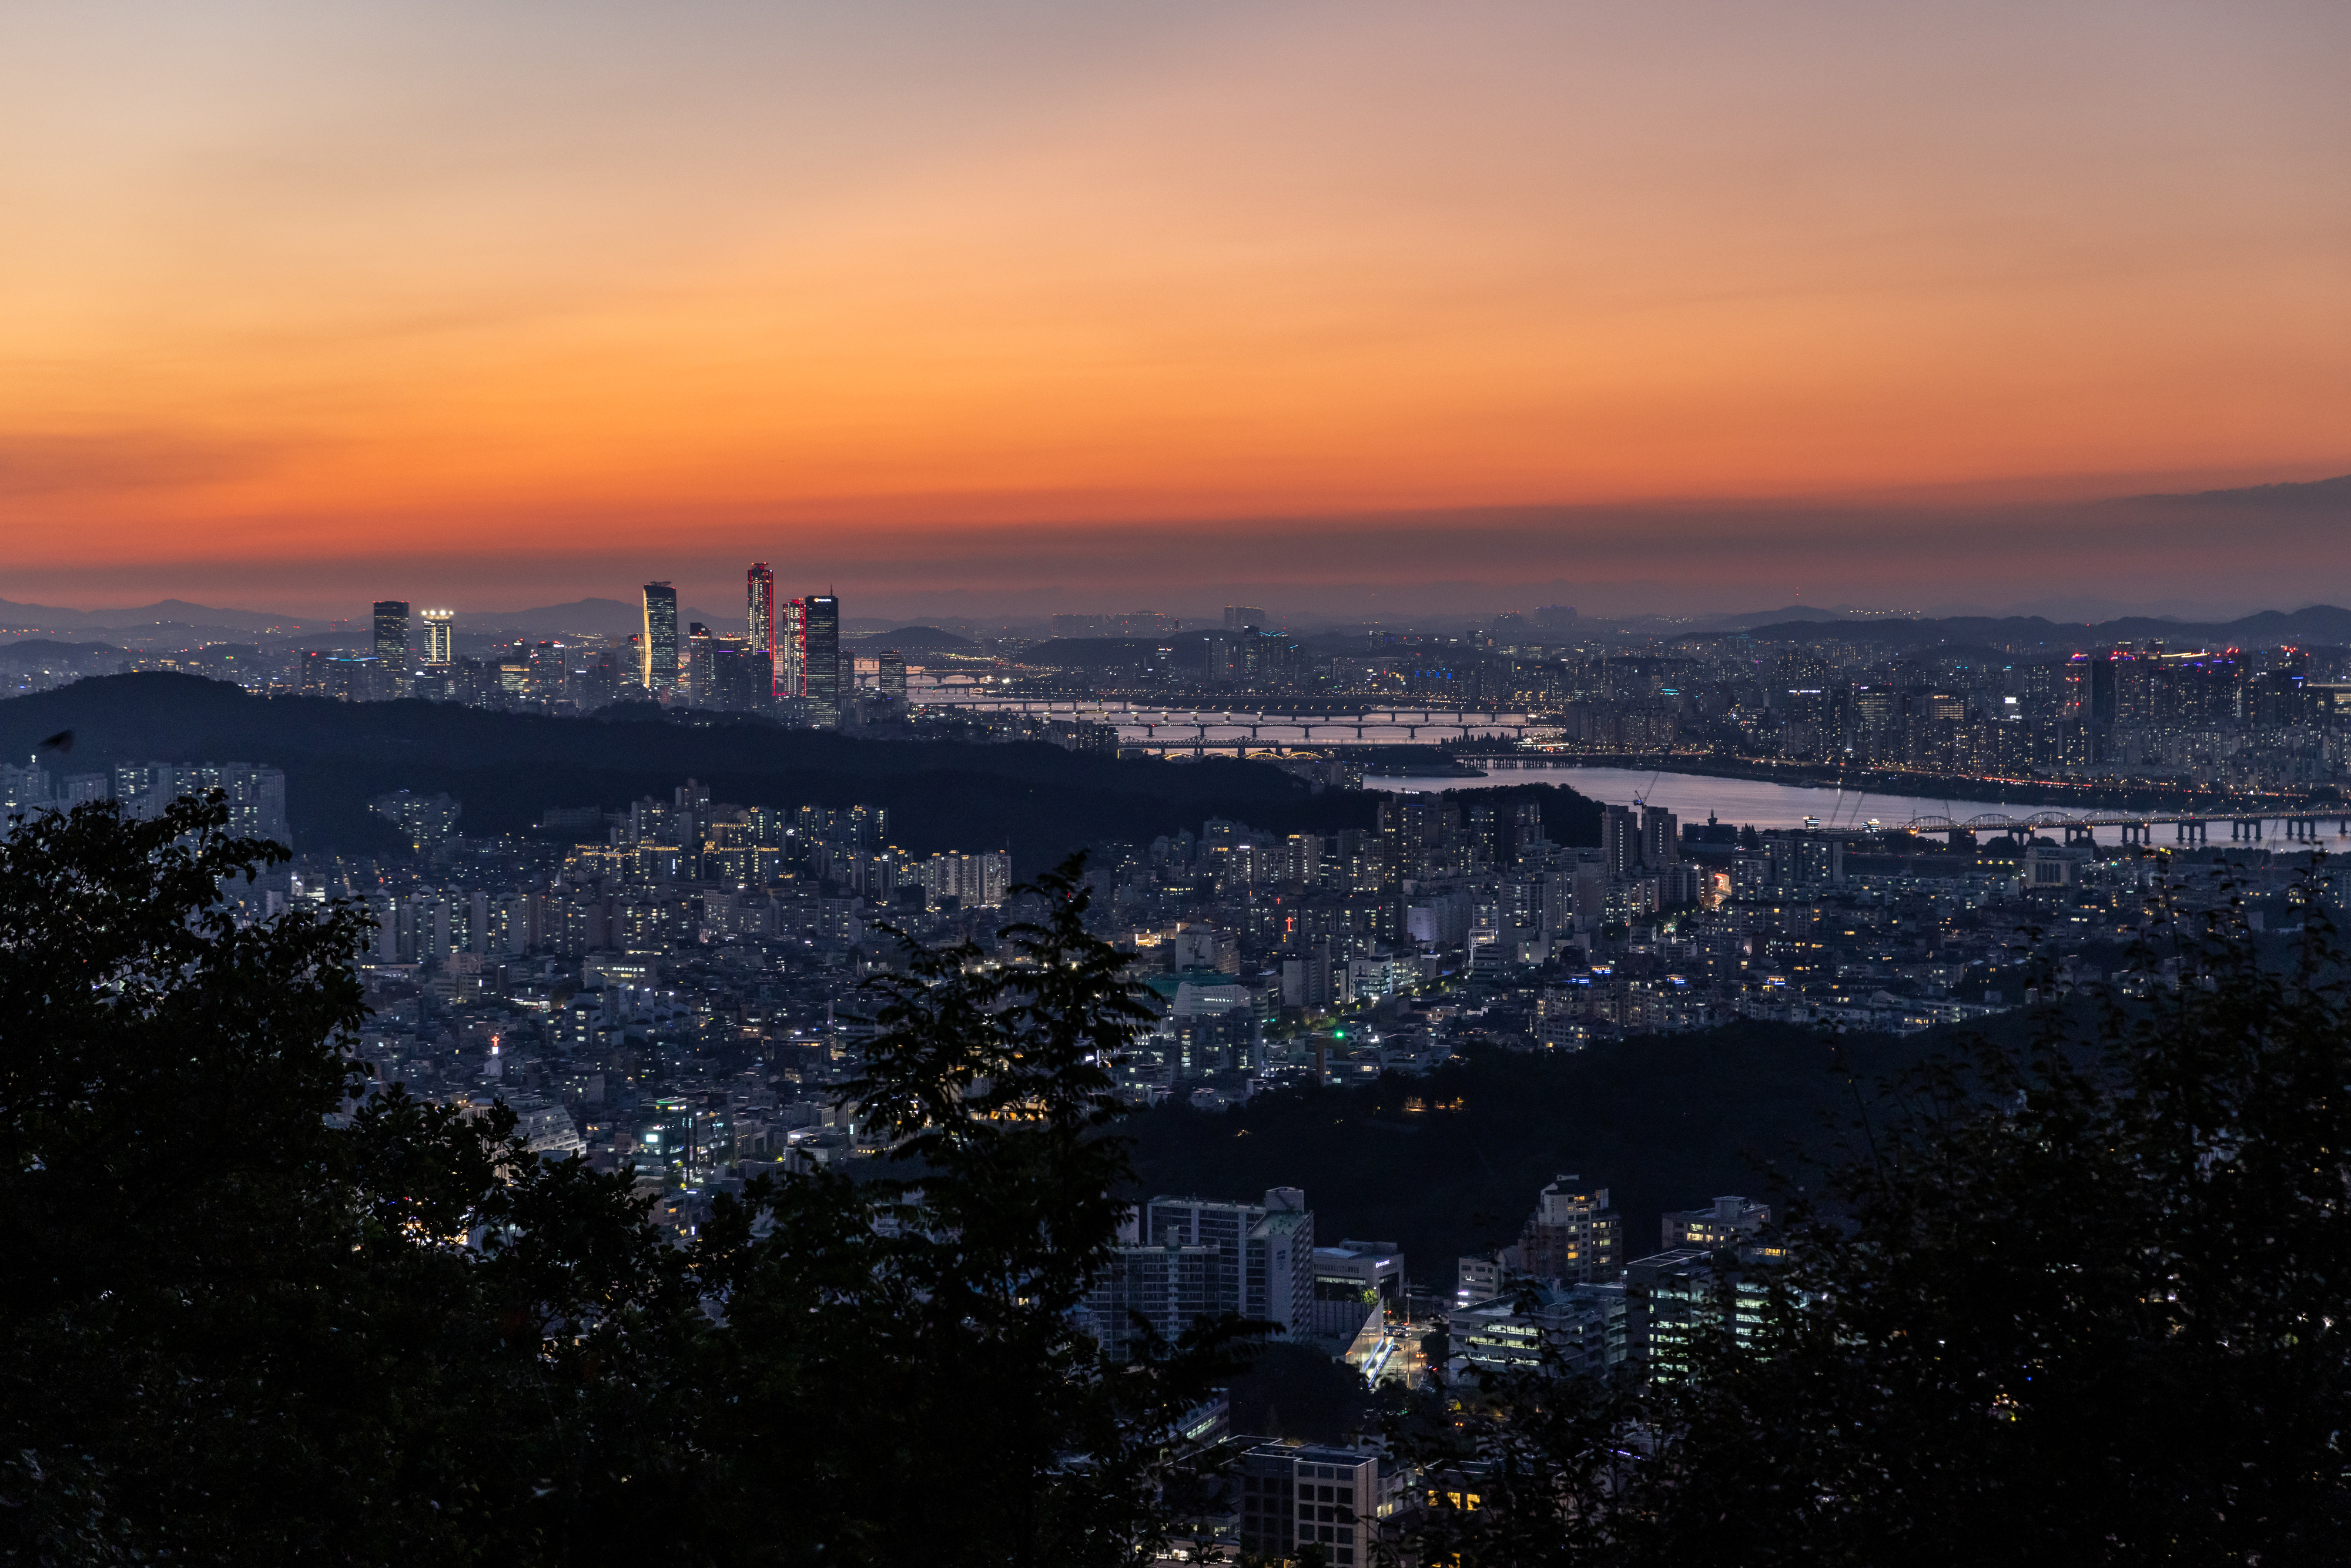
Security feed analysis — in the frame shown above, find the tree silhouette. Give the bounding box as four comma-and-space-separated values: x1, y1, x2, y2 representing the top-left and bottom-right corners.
2, 800, 1247, 1566
1400, 854, 2351, 1564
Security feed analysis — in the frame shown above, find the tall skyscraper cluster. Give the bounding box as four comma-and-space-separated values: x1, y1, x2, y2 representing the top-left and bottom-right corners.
356, 569, 859, 726
726, 568, 839, 722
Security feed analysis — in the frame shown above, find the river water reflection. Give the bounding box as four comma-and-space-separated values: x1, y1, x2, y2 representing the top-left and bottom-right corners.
1365, 764, 2351, 850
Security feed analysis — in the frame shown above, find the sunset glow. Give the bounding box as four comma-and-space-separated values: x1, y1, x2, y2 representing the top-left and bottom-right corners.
4, 0, 2347, 613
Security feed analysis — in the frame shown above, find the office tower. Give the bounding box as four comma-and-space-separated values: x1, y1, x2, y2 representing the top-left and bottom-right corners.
371, 601, 411, 698
421, 609, 456, 666
805, 594, 840, 723
878, 648, 907, 701
776, 597, 808, 698
746, 562, 777, 691
1224, 605, 1268, 631
640, 582, 679, 694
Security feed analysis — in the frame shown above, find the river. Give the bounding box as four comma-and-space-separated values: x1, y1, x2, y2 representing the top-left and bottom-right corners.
1364, 764, 2351, 849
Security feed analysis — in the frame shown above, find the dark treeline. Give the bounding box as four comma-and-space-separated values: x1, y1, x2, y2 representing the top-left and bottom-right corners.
0, 674, 1388, 871
0, 673, 1613, 870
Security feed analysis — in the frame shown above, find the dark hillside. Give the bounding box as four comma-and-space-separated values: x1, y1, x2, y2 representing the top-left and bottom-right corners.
1126, 1022, 1968, 1282
0, 674, 1374, 866
1, 674, 1605, 867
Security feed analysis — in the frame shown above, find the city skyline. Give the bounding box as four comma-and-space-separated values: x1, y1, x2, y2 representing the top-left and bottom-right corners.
4, 1, 2347, 615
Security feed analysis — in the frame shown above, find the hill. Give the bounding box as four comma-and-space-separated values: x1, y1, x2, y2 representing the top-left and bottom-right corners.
1, 673, 1447, 866
1126, 1023, 1961, 1284
1729, 604, 2351, 652
851, 626, 977, 651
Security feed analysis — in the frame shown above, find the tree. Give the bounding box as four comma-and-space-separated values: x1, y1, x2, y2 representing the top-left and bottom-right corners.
2, 803, 1245, 1565
679, 860, 1262, 1566
1402, 857, 2351, 1565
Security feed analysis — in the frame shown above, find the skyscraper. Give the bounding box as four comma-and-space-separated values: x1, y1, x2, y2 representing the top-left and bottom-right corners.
746, 562, 777, 693
777, 597, 808, 698
641, 582, 679, 695
421, 609, 456, 666
685, 622, 715, 705
805, 594, 840, 723
372, 600, 411, 698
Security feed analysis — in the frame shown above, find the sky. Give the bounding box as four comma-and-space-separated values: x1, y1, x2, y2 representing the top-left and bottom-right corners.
3, 0, 2347, 621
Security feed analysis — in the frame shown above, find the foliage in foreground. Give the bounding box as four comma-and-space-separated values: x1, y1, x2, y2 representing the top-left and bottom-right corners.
1402, 859, 2351, 1567
1, 796, 1246, 1566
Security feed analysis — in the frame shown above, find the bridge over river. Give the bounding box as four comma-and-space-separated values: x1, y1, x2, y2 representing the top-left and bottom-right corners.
1898, 808, 2347, 845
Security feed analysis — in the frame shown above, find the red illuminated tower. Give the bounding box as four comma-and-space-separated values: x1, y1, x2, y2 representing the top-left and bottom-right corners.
746, 562, 778, 695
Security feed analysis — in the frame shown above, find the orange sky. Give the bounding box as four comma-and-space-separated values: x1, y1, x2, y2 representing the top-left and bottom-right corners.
2, 0, 2347, 615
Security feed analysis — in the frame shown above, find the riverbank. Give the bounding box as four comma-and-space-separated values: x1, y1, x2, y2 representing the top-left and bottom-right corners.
1445, 751, 2346, 819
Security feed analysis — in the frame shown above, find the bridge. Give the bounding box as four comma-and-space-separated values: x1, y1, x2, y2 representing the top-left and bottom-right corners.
1897, 809, 2350, 845
914, 693, 1540, 746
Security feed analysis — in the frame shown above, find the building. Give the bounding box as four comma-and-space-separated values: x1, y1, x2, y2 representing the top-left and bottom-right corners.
804, 594, 841, 723
640, 582, 680, 695
1761, 830, 1844, 889
1235, 1443, 1404, 1568
421, 608, 456, 666
745, 562, 777, 690
1449, 1282, 1625, 1381
876, 649, 907, 702
1513, 1174, 1623, 1284
1224, 605, 1269, 631
371, 601, 411, 697
1640, 804, 1678, 868
916, 850, 1010, 910
1311, 1238, 1404, 1342
1624, 1248, 1774, 1382
1602, 803, 1640, 877
776, 597, 808, 698
1084, 1187, 1314, 1358
684, 622, 716, 705
1661, 1195, 1770, 1253
1455, 1254, 1502, 1309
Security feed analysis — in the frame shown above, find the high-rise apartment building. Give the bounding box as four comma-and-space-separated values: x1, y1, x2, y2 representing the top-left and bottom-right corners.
804, 594, 840, 722
1083, 1187, 1315, 1360
776, 597, 808, 698
421, 609, 456, 666
746, 563, 777, 692
1513, 1174, 1623, 1284
1602, 803, 1640, 878
640, 582, 679, 695
1640, 805, 1678, 868
1224, 605, 1268, 631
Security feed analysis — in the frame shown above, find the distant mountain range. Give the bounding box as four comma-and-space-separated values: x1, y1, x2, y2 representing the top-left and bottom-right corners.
1706, 604, 2351, 650
0, 598, 343, 634
0, 597, 732, 645
2134, 473, 2351, 507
